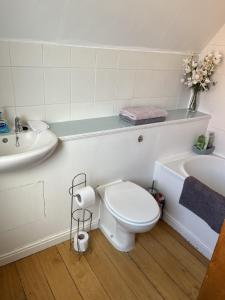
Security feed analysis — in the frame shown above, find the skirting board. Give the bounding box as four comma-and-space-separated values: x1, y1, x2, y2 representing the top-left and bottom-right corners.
0, 219, 99, 266
163, 211, 213, 259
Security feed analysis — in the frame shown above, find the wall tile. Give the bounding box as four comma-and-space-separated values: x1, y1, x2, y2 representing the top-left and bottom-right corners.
146, 52, 184, 70
16, 105, 45, 121
113, 100, 132, 114
43, 45, 70, 67
0, 68, 14, 106
96, 49, 118, 68
95, 69, 116, 101
0, 42, 10, 66
12, 68, 44, 106
133, 70, 153, 97
45, 104, 70, 122
44, 68, 70, 104
119, 50, 184, 70
115, 69, 134, 99
71, 47, 96, 68
131, 97, 178, 109
70, 102, 94, 120
160, 70, 182, 97
10, 42, 42, 66
71, 102, 114, 120
92, 102, 115, 117
118, 51, 146, 69
134, 70, 181, 98
0, 40, 188, 123
71, 68, 95, 102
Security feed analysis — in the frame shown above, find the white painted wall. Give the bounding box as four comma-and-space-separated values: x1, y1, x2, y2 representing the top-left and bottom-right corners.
0, 117, 209, 265
199, 24, 225, 156
0, 1, 225, 52
0, 41, 187, 125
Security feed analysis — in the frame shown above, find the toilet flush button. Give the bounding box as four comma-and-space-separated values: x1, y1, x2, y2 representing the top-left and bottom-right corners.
138, 135, 143, 143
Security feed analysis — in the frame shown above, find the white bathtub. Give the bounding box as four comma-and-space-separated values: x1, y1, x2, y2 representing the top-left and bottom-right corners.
154, 153, 224, 259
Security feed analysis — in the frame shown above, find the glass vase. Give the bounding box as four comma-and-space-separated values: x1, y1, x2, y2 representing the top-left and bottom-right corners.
188, 87, 199, 112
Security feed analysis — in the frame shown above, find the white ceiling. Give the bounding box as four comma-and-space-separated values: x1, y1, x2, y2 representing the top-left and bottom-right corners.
0, 0, 225, 52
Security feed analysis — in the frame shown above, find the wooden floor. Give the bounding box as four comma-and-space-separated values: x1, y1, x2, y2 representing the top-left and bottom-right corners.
0, 221, 209, 300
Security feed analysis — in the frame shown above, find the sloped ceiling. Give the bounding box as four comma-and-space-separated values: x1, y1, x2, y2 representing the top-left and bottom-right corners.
0, 0, 225, 52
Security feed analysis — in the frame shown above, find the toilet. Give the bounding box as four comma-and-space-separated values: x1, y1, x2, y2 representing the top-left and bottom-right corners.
97, 180, 160, 252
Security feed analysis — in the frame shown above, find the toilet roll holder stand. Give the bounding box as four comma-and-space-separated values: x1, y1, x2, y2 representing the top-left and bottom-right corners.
69, 172, 93, 253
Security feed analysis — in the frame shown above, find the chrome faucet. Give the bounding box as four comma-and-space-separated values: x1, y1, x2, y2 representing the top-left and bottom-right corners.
15, 117, 23, 134
15, 117, 23, 147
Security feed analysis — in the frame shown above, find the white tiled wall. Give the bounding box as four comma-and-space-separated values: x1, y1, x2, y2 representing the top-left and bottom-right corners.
0, 41, 186, 126
199, 24, 225, 156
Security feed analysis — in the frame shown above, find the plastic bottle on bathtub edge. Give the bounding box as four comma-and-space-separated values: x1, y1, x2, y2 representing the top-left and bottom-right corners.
0, 112, 10, 134
207, 132, 215, 149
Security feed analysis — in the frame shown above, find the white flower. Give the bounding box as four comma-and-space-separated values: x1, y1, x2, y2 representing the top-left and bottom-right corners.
192, 61, 198, 68
181, 51, 222, 91
213, 57, 221, 65
185, 66, 191, 73
194, 74, 200, 80
215, 52, 222, 59
183, 58, 190, 64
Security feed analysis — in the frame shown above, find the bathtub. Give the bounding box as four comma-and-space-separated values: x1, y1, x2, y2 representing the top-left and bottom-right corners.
154, 153, 224, 259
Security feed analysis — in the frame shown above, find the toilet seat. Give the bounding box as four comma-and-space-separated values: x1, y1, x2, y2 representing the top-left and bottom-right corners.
104, 181, 160, 225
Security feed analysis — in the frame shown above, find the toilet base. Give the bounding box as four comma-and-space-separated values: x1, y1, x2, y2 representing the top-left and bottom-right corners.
99, 201, 135, 252
99, 222, 135, 252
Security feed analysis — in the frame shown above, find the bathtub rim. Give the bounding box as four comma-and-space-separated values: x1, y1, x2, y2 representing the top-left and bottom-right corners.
155, 152, 225, 180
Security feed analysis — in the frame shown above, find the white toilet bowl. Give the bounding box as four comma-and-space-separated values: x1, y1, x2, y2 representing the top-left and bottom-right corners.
97, 180, 160, 252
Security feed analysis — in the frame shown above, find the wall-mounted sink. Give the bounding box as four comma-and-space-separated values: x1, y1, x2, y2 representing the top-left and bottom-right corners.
0, 129, 58, 171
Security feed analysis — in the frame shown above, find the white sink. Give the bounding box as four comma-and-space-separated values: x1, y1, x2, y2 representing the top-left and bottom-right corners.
0, 129, 58, 171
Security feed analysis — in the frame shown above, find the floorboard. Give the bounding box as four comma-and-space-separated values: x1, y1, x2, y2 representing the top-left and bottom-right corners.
57, 241, 109, 300
85, 232, 137, 300
92, 229, 163, 300
16, 255, 55, 300
137, 232, 200, 299
37, 246, 82, 300
129, 242, 190, 300
0, 221, 208, 300
0, 263, 26, 300
150, 224, 206, 282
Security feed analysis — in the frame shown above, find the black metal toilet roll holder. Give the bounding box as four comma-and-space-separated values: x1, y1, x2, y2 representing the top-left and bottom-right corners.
69, 173, 93, 253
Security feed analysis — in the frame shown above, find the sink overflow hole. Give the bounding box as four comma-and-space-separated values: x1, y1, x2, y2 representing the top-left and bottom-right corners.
2, 138, 8, 143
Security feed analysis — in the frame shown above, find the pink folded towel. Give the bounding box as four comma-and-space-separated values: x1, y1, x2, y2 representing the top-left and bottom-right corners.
120, 105, 168, 120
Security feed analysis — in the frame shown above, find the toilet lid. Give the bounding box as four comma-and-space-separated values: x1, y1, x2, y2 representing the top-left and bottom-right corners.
105, 181, 160, 224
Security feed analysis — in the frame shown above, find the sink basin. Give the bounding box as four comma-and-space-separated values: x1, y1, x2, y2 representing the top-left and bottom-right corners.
0, 129, 58, 171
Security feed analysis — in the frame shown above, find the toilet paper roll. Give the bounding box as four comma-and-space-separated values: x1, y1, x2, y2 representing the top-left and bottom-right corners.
75, 186, 95, 209
73, 231, 89, 252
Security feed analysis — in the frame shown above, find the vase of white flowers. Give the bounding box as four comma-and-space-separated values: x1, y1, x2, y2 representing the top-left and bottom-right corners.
181, 52, 222, 112
189, 86, 200, 112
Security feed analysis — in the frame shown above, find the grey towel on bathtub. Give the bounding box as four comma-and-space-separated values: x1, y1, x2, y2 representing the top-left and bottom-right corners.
179, 176, 225, 233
